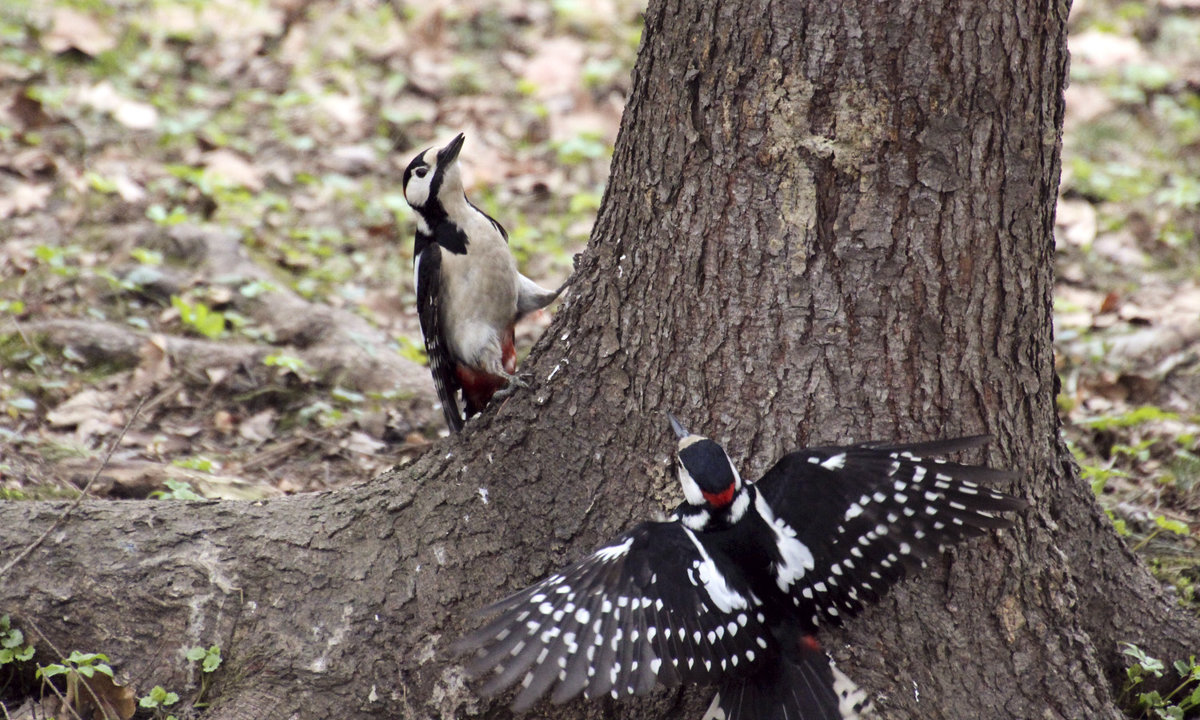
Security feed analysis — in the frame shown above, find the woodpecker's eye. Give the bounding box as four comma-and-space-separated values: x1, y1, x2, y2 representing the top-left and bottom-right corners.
414, 166, 429, 179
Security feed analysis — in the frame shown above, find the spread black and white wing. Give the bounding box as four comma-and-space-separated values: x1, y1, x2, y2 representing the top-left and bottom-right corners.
754, 436, 1025, 628
414, 241, 463, 432
452, 521, 777, 711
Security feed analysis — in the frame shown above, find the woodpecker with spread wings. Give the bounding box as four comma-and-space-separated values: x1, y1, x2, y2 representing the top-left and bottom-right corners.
402, 133, 562, 432
453, 416, 1027, 718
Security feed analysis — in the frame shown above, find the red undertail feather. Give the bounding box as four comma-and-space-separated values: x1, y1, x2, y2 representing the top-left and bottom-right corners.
458, 325, 518, 416
501, 326, 516, 375
457, 365, 507, 415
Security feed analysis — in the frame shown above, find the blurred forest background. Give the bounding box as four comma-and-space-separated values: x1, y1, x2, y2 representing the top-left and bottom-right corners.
0, 0, 1198, 617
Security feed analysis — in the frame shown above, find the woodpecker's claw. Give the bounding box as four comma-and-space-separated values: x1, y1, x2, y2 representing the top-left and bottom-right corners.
493, 373, 530, 399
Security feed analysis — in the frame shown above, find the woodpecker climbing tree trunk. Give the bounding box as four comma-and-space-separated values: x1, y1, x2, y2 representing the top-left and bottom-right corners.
3, 0, 1197, 718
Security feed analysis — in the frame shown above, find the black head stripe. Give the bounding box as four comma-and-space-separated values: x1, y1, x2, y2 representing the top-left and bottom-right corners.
678, 439, 736, 493
402, 149, 431, 191
428, 160, 448, 208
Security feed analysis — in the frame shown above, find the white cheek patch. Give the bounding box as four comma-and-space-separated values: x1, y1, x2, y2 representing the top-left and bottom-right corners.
405, 174, 432, 207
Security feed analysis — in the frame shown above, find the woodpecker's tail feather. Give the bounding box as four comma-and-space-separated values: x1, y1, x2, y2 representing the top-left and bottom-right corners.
515, 273, 564, 317
701, 644, 872, 720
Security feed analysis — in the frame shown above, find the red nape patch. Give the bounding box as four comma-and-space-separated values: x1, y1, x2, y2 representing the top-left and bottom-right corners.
800, 635, 822, 653
701, 483, 736, 508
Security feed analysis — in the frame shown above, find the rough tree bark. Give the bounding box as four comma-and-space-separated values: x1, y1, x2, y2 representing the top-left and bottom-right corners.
3, 0, 1198, 719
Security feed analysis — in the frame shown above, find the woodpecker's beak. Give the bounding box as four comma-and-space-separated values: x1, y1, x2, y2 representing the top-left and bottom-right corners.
438, 133, 465, 166
667, 413, 689, 440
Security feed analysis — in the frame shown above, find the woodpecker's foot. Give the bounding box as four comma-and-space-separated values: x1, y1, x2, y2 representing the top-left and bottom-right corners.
493, 373, 529, 399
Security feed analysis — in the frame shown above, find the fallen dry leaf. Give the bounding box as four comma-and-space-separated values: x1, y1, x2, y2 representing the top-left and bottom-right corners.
0, 148, 56, 180
342, 431, 385, 456
1099, 290, 1121, 315
1070, 30, 1146, 70
46, 389, 117, 440
43, 8, 118, 57
130, 335, 173, 395
5, 89, 53, 131
0, 182, 52, 218
204, 148, 264, 191
1055, 198, 1098, 248
521, 37, 586, 102
316, 92, 366, 135
63, 667, 137, 720
239, 409, 276, 443
213, 409, 236, 434
76, 82, 159, 130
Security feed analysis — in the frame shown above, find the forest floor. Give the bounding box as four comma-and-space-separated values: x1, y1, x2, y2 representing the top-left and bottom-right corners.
0, 0, 1197, 638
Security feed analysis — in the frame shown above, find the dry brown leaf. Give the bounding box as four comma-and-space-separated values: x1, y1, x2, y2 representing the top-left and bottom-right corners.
43, 8, 118, 56
76, 82, 159, 130
317, 92, 365, 135
203, 148, 263, 191
109, 170, 147, 199
0, 182, 51, 218
239, 409, 277, 443
521, 37, 585, 101
46, 389, 117, 441
1063, 84, 1115, 132
1099, 291, 1121, 315
408, 48, 453, 95
63, 668, 136, 720
1070, 30, 1146, 70
342, 431, 385, 456
213, 409, 236, 434
189, 470, 280, 500
6, 147, 57, 178
131, 335, 173, 394
6, 89, 52, 130
1055, 199, 1097, 247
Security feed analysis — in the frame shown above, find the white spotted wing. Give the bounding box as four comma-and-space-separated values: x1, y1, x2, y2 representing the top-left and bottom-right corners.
754, 436, 1025, 628
452, 521, 777, 711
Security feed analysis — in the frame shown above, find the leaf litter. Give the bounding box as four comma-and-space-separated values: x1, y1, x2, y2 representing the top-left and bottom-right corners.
0, 0, 642, 501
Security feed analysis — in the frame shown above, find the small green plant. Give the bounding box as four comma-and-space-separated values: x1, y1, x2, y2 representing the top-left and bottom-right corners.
130, 247, 164, 266
138, 684, 180, 719
186, 645, 221, 674
1131, 514, 1191, 553
330, 386, 364, 404
151, 479, 205, 501
146, 204, 193, 226
187, 644, 222, 708
171, 295, 226, 339
1081, 406, 1180, 431
32, 244, 82, 278
239, 279, 278, 298
36, 650, 113, 681
298, 400, 342, 428
263, 353, 310, 375
1120, 643, 1200, 718
171, 456, 219, 473
137, 644, 222, 719
0, 614, 35, 666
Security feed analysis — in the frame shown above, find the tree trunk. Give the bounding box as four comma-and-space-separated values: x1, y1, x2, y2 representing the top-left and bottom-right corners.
4, 0, 1197, 719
